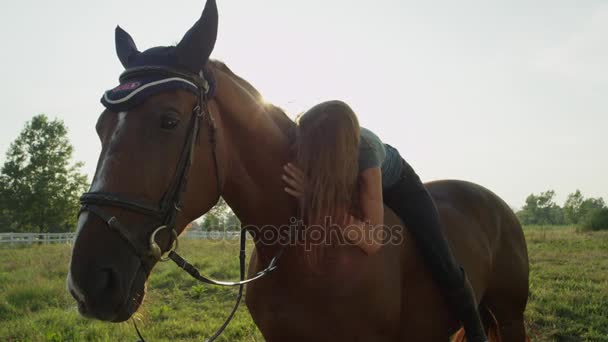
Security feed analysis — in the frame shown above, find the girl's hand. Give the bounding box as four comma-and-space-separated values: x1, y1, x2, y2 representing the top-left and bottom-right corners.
282, 163, 306, 199
343, 214, 383, 255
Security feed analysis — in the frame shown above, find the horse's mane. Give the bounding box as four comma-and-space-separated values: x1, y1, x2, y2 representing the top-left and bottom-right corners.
209, 60, 297, 144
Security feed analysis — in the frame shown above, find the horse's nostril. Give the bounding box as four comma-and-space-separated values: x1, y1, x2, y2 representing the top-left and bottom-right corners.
69, 267, 125, 320
91, 268, 117, 297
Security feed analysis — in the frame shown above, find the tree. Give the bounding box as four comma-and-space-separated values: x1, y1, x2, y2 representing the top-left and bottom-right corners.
564, 190, 584, 224
564, 190, 606, 224
580, 197, 605, 218
225, 212, 241, 231
201, 212, 222, 231
189, 220, 202, 231
581, 208, 608, 231
0, 208, 16, 232
517, 190, 565, 225
199, 197, 240, 231
0, 115, 88, 233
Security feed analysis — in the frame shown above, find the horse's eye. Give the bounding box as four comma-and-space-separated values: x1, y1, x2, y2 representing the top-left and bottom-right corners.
161, 114, 180, 130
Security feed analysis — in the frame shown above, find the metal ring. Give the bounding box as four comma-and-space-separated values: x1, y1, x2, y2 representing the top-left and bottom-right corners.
149, 226, 179, 262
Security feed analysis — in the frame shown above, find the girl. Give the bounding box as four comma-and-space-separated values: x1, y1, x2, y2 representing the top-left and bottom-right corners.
282, 100, 488, 342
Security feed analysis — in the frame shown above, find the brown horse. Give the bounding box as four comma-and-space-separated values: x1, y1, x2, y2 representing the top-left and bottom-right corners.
68, 1, 529, 340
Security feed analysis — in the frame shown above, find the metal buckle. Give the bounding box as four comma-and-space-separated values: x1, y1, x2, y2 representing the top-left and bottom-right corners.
149, 225, 179, 261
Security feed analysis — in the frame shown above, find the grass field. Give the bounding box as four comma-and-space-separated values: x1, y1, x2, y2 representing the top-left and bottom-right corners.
0, 226, 606, 341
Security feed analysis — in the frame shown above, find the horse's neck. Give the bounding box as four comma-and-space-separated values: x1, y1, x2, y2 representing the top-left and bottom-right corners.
212, 65, 297, 259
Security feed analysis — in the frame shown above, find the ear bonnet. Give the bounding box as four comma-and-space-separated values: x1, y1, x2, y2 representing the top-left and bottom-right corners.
101, 0, 218, 112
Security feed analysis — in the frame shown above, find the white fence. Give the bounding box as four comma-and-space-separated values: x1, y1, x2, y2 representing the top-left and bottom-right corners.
0, 232, 75, 244
183, 231, 241, 240
0, 231, 243, 245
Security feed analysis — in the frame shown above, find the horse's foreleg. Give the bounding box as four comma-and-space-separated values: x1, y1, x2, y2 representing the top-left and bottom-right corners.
482, 286, 529, 341
484, 306, 527, 342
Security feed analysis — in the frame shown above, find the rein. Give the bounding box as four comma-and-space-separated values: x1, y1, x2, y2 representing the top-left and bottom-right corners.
79, 66, 287, 341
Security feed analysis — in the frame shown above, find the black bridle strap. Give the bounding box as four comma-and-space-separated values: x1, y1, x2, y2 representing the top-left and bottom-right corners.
167, 228, 285, 287
206, 111, 222, 195
82, 204, 151, 262
80, 86, 205, 258
158, 97, 203, 217
80, 193, 162, 218
133, 229, 248, 342
202, 228, 246, 342
168, 228, 288, 342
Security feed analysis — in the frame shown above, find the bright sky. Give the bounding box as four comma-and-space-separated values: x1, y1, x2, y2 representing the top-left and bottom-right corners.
1, 0, 606, 208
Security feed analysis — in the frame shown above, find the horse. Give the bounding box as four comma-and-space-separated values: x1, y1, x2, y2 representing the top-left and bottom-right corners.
67, 1, 530, 340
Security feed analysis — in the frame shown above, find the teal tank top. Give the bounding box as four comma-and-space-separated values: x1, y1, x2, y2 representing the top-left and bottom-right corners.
358, 127, 402, 188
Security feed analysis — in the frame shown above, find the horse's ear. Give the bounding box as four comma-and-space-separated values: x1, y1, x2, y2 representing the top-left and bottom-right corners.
175, 0, 218, 72
115, 26, 140, 68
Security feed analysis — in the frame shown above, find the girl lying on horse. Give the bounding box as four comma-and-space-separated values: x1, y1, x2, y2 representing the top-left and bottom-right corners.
282, 100, 488, 342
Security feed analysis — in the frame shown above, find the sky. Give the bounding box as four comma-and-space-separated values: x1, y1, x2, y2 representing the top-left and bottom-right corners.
0, 0, 606, 209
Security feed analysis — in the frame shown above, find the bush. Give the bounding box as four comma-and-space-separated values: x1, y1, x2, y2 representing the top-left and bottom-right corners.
580, 208, 608, 231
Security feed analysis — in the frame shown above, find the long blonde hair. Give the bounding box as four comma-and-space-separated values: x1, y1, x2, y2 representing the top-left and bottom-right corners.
296, 100, 361, 229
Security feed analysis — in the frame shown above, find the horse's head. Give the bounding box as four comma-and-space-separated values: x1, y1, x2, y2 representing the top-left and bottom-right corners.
67, 0, 223, 322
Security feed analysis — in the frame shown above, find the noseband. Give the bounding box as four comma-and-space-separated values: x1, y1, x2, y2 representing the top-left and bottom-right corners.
79, 66, 286, 341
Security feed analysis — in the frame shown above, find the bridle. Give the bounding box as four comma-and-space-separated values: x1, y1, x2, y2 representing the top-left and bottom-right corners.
81, 66, 214, 267
79, 66, 287, 341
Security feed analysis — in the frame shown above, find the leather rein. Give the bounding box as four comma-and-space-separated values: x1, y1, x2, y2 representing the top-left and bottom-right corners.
79, 66, 286, 341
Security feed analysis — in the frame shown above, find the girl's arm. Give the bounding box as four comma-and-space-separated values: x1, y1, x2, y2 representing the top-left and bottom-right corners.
343, 167, 384, 255
358, 167, 384, 228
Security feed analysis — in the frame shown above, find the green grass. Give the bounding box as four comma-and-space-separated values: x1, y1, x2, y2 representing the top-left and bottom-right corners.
0, 240, 262, 342
0, 226, 606, 341
524, 226, 608, 341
